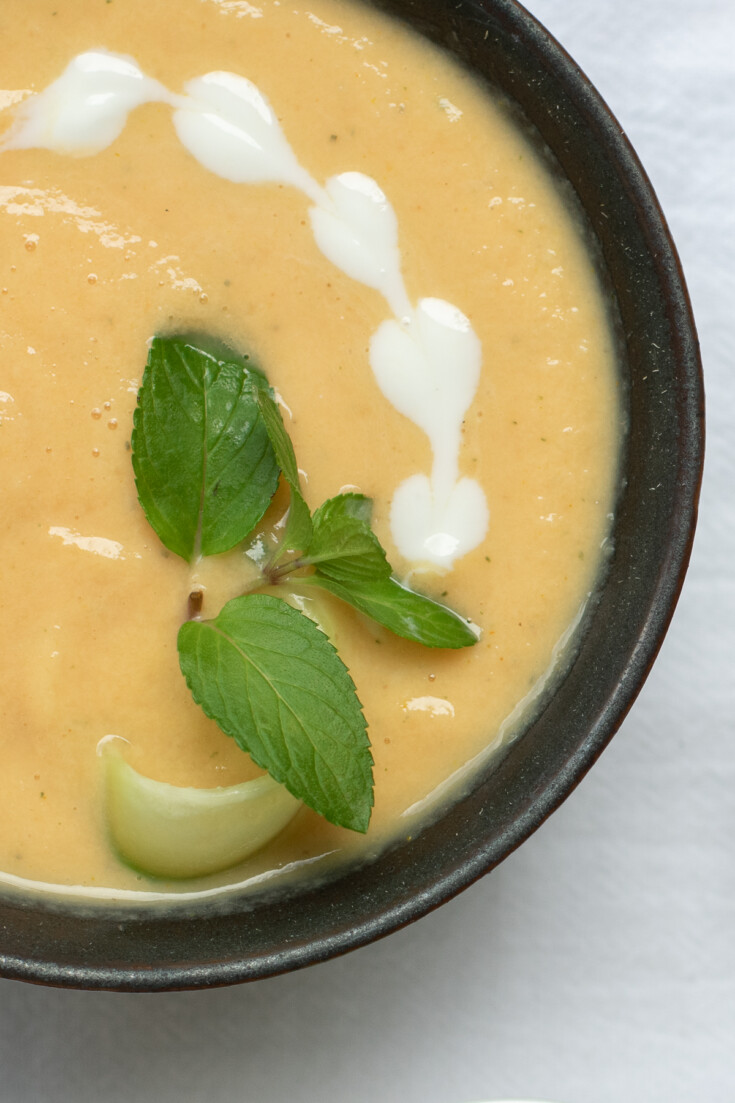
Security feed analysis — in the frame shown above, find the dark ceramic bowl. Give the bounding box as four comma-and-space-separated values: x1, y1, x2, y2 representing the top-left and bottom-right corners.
0, 0, 703, 990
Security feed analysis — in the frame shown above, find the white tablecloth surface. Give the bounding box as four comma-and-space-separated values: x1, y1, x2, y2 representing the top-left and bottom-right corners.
1, 1, 732, 1100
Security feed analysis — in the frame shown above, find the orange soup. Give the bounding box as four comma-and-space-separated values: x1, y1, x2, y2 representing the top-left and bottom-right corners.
0, 0, 620, 900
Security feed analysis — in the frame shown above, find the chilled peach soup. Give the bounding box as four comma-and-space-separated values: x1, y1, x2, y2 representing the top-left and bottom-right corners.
0, 0, 620, 900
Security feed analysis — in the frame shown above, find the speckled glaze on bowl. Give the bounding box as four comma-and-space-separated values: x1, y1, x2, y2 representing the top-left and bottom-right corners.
0, 0, 703, 990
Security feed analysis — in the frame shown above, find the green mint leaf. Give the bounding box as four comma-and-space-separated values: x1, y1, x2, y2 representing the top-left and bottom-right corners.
308, 575, 479, 649
250, 379, 299, 486
178, 594, 373, 832
307, 493, 390, 583
253, 384, 313, 553
278, 487, 313, 556
317, 492, 374, 525
132, 337, 279, 562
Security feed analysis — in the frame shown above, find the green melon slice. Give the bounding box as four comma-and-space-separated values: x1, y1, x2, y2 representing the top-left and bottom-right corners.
103, 747, 301, 880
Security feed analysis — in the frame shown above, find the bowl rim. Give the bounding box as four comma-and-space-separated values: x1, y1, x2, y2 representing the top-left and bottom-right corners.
0, 0, 704, 991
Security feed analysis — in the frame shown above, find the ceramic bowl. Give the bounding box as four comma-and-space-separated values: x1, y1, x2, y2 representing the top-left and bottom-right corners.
0, 0, 703, 990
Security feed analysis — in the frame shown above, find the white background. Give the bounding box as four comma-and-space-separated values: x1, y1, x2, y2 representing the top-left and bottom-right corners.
1, 1, 733, 1100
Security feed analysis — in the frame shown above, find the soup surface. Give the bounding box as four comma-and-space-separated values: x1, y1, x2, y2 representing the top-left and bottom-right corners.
0, 0, 620, 899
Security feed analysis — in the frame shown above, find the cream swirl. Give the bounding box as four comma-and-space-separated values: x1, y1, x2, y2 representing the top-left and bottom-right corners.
1, 50, 489, 568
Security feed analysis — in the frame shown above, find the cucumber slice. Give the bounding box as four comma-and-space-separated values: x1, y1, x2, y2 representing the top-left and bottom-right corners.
103, 746, 301, 879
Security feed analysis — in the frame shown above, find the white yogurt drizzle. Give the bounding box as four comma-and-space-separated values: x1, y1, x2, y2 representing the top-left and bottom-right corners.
1, 50, 489, 568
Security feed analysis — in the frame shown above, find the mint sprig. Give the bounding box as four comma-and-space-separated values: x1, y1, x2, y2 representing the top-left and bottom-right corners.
132, 335, 479, 835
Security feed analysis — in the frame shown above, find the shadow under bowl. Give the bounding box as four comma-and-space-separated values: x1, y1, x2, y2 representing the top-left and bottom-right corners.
0, 0, 704, 991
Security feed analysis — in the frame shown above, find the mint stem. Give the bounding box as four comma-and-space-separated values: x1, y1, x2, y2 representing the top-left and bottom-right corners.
187, 589, 204, 620
267, 556, 307, 583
